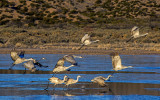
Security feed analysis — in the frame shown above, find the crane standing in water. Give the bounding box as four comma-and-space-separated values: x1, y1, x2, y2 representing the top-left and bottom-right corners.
45, 75, 68, 90
91, 75, 113, 87
64, 75, 81, 88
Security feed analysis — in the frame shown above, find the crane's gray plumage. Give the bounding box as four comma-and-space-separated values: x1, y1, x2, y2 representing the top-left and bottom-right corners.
110, 52, 132, 71
24, 61, 36, 72
53, 55, 82, 73
91, 75, 112, 87
10, 49, 48, 70
10, 49, 35, 70
127, 26, 148, 42
78, 34, 99, 50
53, 57, 75, 73
63, 54, 82, 66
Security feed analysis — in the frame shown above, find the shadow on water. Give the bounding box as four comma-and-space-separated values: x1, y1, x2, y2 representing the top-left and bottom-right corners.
0, 82, 160, 96
0, 69, 160, 74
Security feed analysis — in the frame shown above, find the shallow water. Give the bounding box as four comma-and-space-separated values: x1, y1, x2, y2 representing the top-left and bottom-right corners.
0, 54, 160, 99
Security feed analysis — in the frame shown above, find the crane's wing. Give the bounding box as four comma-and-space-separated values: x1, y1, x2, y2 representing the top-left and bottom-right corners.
93, 76, 106, 81
126, 36, 134, 42
131, 26, 139, 32
131, 26, 139, 36
96, 76, 106, 80
78, 44, 85, 50
24, 61, 35, 69
54, 58, 65, 68
49, 76, 59, 81
10, 51, 20, 61
18, 51, 25, 58
63, 55, 77, 66
81, 34, 90, 43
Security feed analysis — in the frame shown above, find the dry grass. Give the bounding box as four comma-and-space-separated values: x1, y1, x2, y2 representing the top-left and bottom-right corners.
0, 25, 160, 53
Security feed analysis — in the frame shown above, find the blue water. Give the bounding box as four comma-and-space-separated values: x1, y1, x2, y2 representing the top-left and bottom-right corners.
0, 95, 160, 100
0, 54, 160, 99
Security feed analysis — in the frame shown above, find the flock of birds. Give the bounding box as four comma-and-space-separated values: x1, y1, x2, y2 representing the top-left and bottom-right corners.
9, 26, 148, 89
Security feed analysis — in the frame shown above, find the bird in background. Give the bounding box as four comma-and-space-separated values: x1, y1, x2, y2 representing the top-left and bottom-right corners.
78, 34, 99, 50
64, 75, 81, 88
127, 26, 148, 42
45, 75, 68, 90
91, 75, 113, 87
110, 52, 132, 71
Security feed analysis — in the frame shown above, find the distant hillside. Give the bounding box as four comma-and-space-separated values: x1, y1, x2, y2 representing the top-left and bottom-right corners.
0, 0, 160, 27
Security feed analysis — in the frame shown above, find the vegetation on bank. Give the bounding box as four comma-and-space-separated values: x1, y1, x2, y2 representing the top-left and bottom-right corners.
0, 0, 160, 51
0, 0, 160, 27
0, 24, 160, 50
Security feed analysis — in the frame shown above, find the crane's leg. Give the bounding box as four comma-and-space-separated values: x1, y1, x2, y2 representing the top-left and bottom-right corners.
63, 85, 67, 90
66, 85, 70, 90
9, 64, 15, 70
44, 81, 50, 90
78, 44, 84, 50
23, 68, 26, 74
126, 37, 133, 42
109, 71, 115, 81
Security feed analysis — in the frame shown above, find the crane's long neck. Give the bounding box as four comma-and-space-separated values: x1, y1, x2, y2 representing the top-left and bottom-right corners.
139, 33, 148, 37
92, 40, 99, 43
105, 75, 112, 80
62, 76, 67, 82
73, 55, 82, 58
76, 76, 80, 82
66, 65, 74, 69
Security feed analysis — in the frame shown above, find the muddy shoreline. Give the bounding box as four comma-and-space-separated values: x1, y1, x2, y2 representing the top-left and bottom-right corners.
0, 48, 160, 55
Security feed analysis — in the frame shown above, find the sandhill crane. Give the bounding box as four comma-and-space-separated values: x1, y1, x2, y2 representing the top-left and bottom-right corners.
23, 58, 48, 73
63, 54, 82, 66
127, 26, 148, 42
10, 49, 48, 70
52, 55, 81, 73
10, 49, 35, 70
110, 52, 132, 71
64, 75, 81, 88
53, 58, 74, 73
78, 34, 99, 50
45, 75, 68, 90
91, 75, 112, 87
